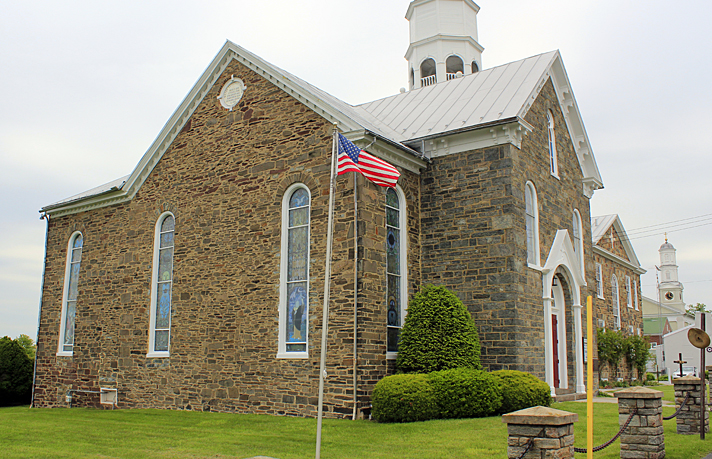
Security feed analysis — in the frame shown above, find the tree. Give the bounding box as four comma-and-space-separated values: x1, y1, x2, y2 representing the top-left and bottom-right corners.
623, 335, 650, 380
597, 328, 624, 379
0, 336, 34, 406
396, 285, 481, 374
686, 303, 709, 316
15, 334, 36, 361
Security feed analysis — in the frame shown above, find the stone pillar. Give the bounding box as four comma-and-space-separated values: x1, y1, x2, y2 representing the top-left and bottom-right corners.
617, 387, 664, 459
672, 375, 709, 435
502, 406, 577, 459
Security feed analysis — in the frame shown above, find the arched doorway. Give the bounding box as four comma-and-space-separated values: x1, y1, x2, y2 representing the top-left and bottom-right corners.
550, 277, 568, 389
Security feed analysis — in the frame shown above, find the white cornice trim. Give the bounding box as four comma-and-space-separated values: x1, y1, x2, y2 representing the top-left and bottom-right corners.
518, 51, 603, 197
406, 0, 480, 20
593, 246, 647, 275
405, 34, 485, 60
414, 118, 533, 158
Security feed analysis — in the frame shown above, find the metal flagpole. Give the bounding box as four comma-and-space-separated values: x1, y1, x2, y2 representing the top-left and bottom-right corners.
315, 124, 339, 459
352, 171, 358, 421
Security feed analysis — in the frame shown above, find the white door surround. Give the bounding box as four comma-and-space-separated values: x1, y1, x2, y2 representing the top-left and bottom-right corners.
541, 230, 587, 396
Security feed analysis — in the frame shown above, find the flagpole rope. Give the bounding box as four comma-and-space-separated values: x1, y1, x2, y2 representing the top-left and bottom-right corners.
316, 124, 339, 459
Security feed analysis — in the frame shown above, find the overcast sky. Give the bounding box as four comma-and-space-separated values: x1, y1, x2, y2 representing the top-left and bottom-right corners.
1, 0, 711, 339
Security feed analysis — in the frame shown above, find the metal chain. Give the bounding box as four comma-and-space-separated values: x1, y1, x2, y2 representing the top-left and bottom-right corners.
513, 428, 545, 459
574, 407, 638, 454
663, 391, 691, 421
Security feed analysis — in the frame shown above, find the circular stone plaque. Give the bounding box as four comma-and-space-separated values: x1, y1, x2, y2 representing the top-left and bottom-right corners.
218, 75, 246, 111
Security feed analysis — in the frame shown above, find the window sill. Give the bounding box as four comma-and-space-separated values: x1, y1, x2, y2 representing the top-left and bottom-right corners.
527, 263, 543, 272
597, 295, 605, 300
386, 352, 398, 360
276, 352, 309, 359
56, 351, 73, 357
550, 172, 560, 180
146, 352, 170, 358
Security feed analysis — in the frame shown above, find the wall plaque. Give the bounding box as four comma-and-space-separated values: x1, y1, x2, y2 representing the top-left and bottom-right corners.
218, 75, 246, 111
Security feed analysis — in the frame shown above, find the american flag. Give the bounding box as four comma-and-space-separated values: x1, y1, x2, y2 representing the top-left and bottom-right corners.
336, 133, 400, 188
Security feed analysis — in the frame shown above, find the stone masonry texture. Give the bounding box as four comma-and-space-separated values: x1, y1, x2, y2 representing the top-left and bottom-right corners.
33, 59, 420, 417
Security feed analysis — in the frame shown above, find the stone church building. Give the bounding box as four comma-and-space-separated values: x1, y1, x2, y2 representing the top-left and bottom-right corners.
33, 0, 626, 416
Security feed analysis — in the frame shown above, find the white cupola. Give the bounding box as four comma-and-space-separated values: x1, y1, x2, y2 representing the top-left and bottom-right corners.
658, 236, 685, 311
405, 0, 484, 90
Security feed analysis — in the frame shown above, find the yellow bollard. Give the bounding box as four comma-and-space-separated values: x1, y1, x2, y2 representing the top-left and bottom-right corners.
587, 295, 593, 459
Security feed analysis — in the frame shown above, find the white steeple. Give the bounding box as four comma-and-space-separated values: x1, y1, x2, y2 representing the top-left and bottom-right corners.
658, 236, 684, 312
405, 0, 484, 90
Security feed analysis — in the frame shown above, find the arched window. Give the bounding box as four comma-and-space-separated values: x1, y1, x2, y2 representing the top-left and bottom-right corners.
410, 67, 415, 88
148, 213, 175, 356
471, 60, 479, 73
420, 58, 436, 87
611, 275, 621, 329
446, 55, 464, 80
525, 182, 540, 266
386, 186, 407, 355
278, 184, 311, 358
626, 276, 632, 308
547, 110, 558, 177
57, 232, 83, 356
634, 280, 639, 310
572, 209, 584, 276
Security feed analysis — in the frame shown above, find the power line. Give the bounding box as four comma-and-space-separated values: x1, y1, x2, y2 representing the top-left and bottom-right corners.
624, 213, 712, 234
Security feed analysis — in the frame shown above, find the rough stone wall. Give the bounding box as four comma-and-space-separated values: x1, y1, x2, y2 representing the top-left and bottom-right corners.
593, 250, 644, 380
33, 58, 419, 417
420, 78, 597, 387
596, 226, 630, 261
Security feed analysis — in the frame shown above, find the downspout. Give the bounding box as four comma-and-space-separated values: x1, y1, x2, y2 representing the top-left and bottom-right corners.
31, 213, 50, 408
351, 171, 359, 420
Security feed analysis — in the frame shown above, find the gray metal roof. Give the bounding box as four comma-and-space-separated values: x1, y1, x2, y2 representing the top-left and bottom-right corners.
45, 175, 128, 209
355, 51, 558, 142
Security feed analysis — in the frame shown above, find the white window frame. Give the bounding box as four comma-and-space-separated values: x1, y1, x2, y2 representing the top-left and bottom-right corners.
57, 231, 83, 357
572, 209, 584, 277
547, 110, 559, 178
147, 212, 175, 358
612, 274, 621, 330
634, 280, 639, 311
626, 276, 632, 308
277, 183, 311, 359
386, 185, 408, 359
595, 263, 604, 299
525, 181, 540, 267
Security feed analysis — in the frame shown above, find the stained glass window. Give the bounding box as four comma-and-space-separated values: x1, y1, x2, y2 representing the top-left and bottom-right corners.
60, 233, 82, 354
525, 182, 539, 265
547, 110, 558, 176
283, 186, 310, 354
386, 188, 403, 352
151, 214, 174, 354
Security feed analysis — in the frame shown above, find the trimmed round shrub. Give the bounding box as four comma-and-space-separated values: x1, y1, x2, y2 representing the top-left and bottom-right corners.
429, 368, 502, 419
396, 285, 481, 374
371, 374, 437, 423
492, 370, 551, 414
0, 336, 34, 406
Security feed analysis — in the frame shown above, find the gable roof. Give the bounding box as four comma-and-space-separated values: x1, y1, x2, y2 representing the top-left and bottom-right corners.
41, 41, 603, 217
591, 214, 645, 274
356, 50, 603, 194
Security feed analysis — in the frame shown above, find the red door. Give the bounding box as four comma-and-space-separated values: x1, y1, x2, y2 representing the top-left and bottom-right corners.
552, 315, 560, 388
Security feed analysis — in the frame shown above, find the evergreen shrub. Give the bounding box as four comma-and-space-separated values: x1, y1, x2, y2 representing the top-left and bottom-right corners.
429, 368, 502, 419
396, 285, 481, 374
491, 370, 551, 414
371, 374, 437, 423
0, 336, 33, 406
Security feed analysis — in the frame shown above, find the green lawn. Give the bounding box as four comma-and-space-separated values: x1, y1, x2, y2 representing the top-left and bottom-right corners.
1, 402, 711, 459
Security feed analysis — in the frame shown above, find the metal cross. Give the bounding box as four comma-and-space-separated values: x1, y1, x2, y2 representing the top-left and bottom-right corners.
674, 353, 687, 377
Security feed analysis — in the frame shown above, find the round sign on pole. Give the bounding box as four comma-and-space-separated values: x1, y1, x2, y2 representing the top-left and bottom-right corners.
689, 328, 711, 349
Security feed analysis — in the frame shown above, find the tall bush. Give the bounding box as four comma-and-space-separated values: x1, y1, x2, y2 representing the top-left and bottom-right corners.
624, 334, 650, 379
0, 336, 33, 406
597, 328, 624, 378
396, 285, 481, 374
